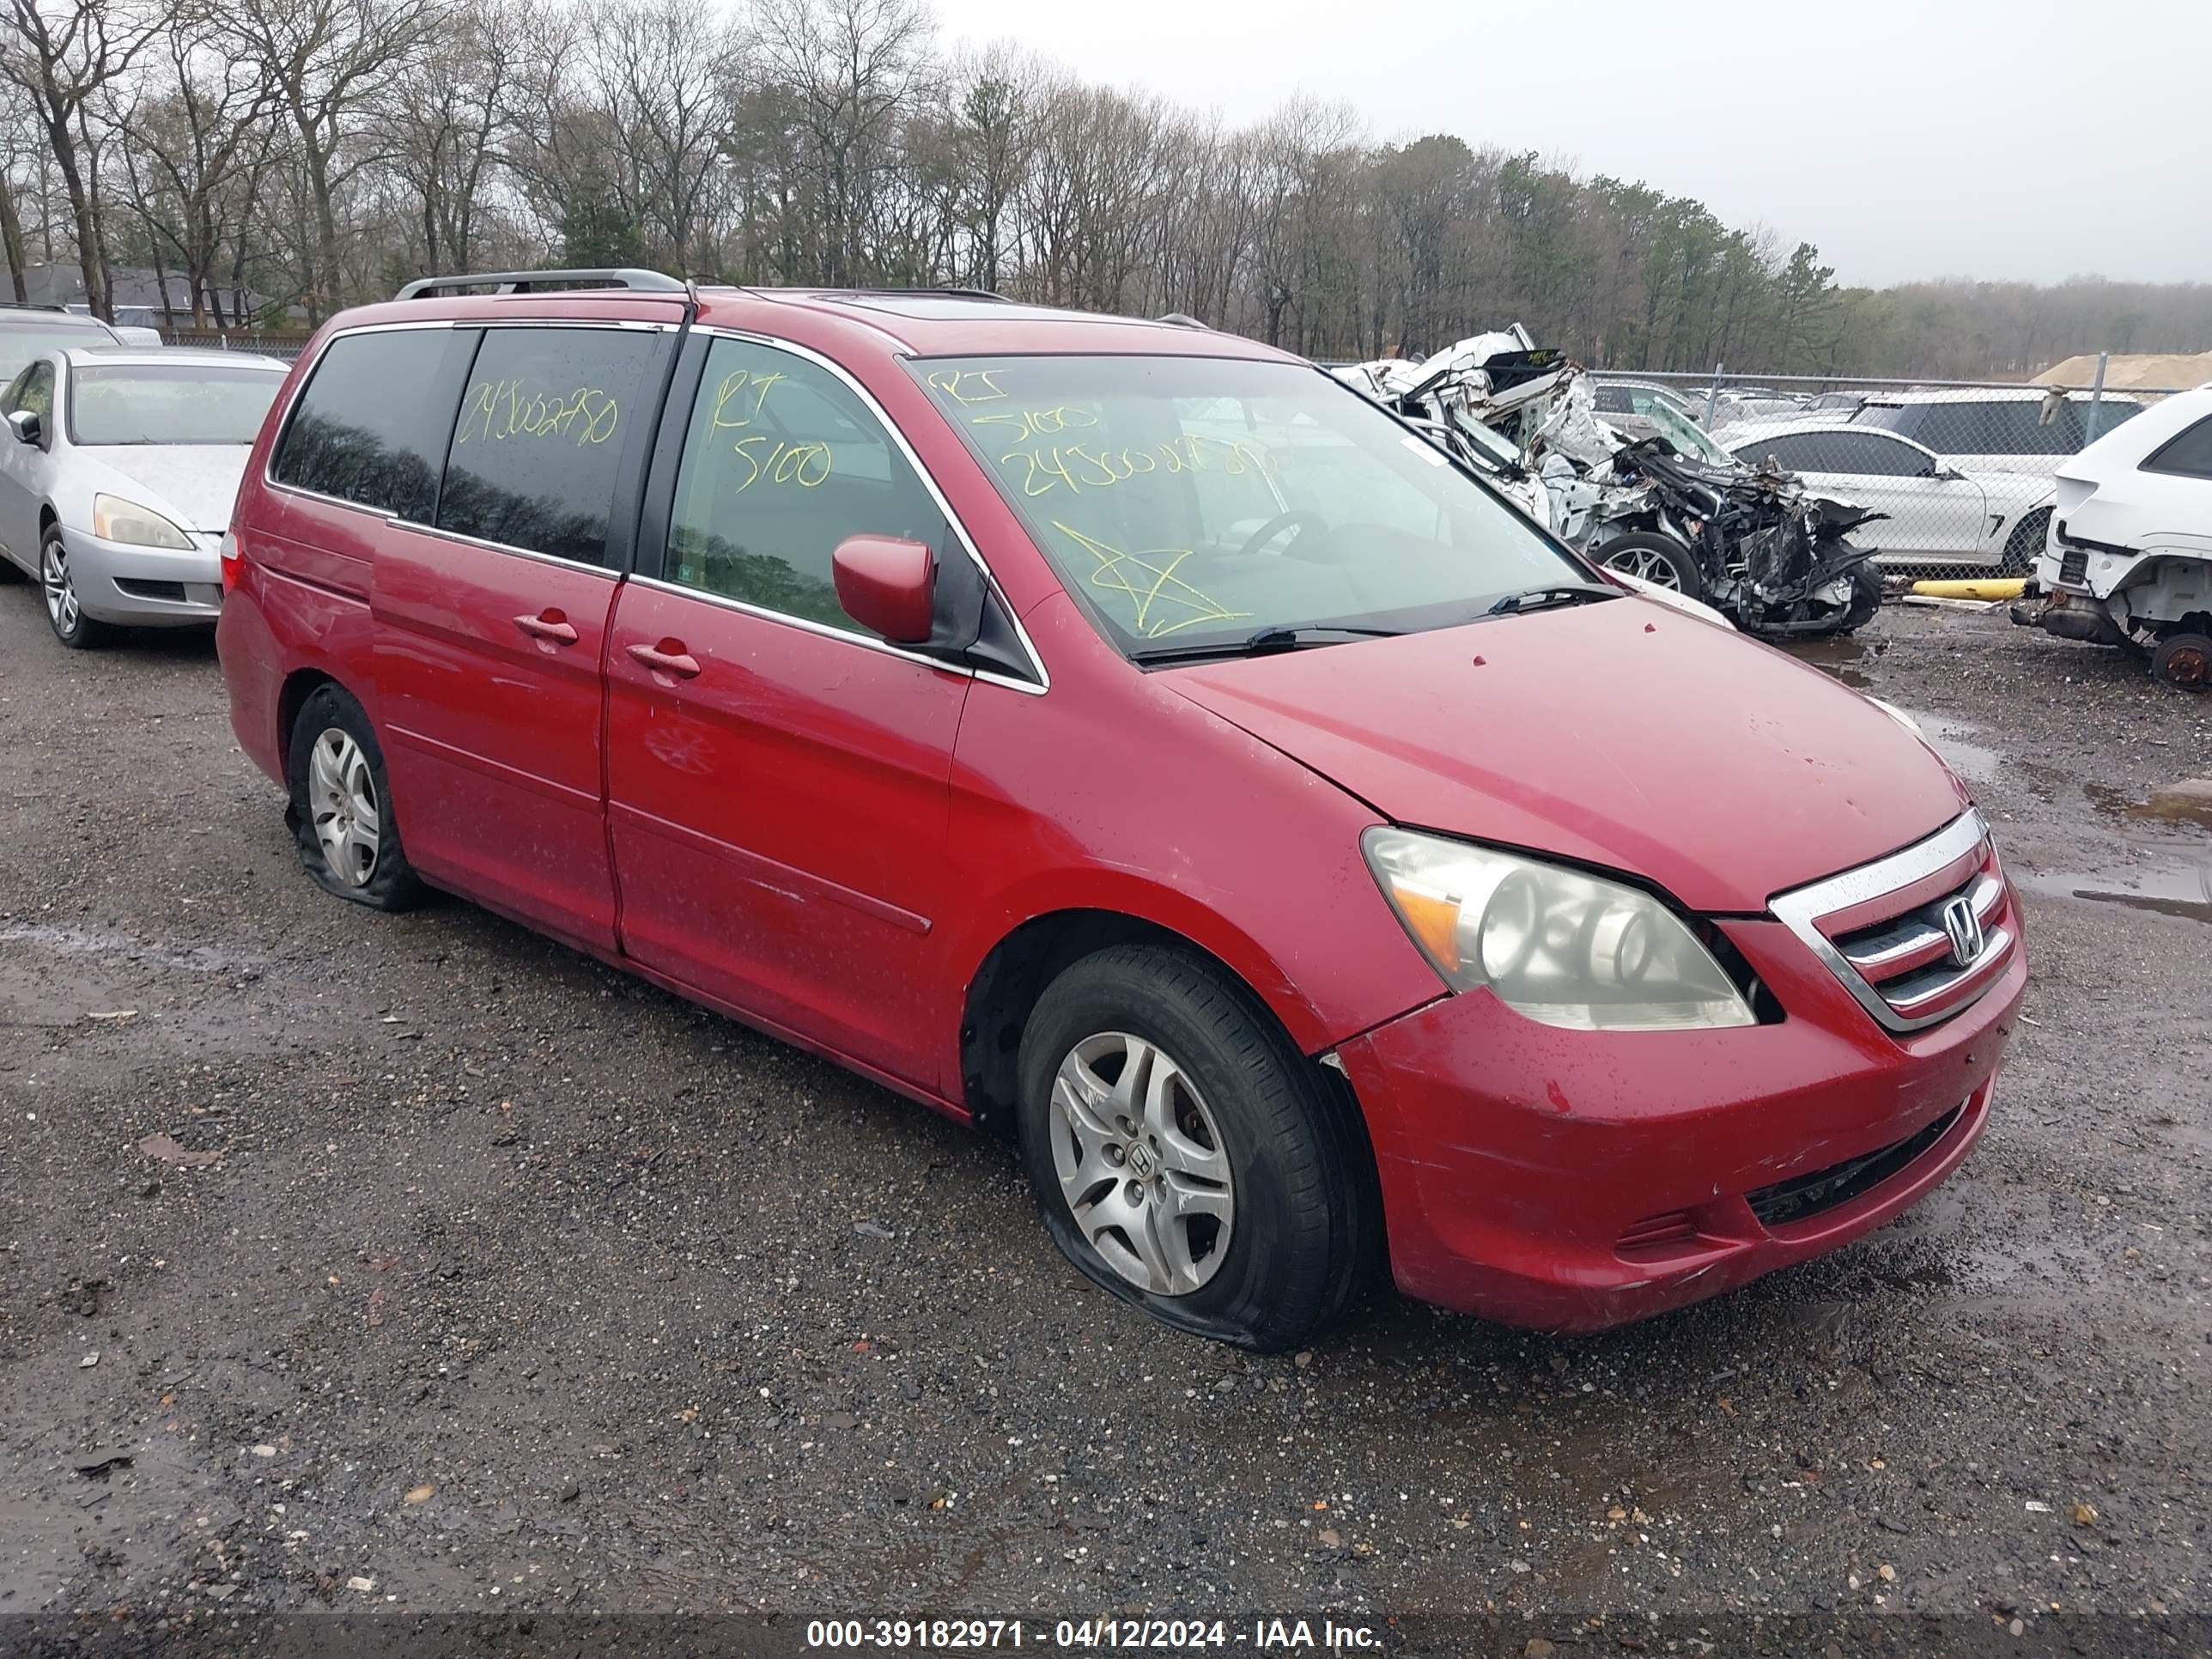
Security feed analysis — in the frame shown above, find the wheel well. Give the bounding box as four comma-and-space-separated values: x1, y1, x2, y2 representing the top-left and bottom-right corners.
276, 669, 339, 775
959, 908, 1390, 1282
961, 909, 1340, 1140
38, 505, 55, 532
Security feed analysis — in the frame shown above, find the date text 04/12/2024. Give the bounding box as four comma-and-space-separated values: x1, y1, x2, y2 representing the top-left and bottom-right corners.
803, 1620, 1385, 1650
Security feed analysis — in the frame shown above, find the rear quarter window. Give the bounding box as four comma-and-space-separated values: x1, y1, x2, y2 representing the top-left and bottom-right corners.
2142, 415, 2212, 480
270, 328, 471, 520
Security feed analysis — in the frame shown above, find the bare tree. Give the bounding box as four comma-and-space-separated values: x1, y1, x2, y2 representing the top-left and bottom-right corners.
224, 0, 444, 320
0, 0, 161, 315
753, 0, 933, 286
109, 10, 275, 325
380, 0, 522, 275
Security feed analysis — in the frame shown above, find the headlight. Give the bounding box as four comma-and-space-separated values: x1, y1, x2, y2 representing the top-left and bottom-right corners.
93, 494, 192, 550
1361, 827, 1756, 1030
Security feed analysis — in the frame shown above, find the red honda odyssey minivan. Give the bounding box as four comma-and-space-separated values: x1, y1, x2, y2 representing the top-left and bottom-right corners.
216, 271, 2024, 1350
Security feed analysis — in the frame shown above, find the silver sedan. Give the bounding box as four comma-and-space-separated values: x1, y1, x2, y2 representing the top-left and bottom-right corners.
0, 347, 288, 647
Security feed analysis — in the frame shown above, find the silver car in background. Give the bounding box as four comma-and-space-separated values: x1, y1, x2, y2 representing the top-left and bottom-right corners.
0, 347, 286, 647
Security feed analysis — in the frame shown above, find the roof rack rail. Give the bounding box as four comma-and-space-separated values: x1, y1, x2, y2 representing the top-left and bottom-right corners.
395, 267, 685, 301
0, 301, 75, 313
830, 286, 1013, 303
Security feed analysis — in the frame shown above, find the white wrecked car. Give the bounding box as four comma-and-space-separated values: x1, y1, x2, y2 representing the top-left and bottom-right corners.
2014, 381, 2212, 690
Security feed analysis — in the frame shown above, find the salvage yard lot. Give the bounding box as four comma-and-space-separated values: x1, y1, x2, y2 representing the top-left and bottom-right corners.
0, 586, 2206, 1627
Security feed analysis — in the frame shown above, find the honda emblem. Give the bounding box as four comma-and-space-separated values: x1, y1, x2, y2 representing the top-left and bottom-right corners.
1940, 896, 1984, 968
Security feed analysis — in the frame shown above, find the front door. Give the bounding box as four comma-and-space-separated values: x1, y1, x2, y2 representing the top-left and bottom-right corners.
606, 333, 971, 1089
0, 361, 57, 573
362, 319, 672, 951
1796, 429, 1988, 560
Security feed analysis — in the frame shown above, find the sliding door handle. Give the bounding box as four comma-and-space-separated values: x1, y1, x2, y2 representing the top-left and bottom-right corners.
627, 640, 702, 680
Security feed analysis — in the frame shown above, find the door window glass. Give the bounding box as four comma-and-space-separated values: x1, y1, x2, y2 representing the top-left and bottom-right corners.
1731, 432, 1826, 471
1821, 431, 1930, 477
15, 362, 53, 423
2072, 399, 2141, 447
271, 327, 458, 520
437, 326, 663, 564
1850, 403, 1914, 438
664, 337, 941, 629
1914, 399, 2079, 457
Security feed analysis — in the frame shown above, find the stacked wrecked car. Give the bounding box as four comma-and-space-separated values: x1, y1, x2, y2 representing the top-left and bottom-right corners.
1334, 332, 1886, 641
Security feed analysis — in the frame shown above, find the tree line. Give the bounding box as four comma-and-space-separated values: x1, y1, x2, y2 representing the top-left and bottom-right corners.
4, 0, 2206, 380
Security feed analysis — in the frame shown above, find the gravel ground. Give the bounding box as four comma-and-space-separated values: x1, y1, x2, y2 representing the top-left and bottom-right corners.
0, 583, 2206, 1649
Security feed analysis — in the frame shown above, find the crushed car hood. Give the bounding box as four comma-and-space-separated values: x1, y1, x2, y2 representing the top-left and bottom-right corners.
1165, 598, 1969, 913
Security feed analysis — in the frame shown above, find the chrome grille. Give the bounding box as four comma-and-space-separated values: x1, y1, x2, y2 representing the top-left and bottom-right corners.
1771, 811, 2018, 1034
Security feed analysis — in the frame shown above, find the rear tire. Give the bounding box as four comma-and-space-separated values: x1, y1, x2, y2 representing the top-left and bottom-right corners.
286, 684, 426, 908
2150, 632, 2210, 692
1594, 532, 1706, 601
1016, 944, 1376, 1352
1998, 507, 2051, 576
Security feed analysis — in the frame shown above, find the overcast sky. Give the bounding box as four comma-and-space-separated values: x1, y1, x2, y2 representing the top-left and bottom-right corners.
931, 0, 2210, 289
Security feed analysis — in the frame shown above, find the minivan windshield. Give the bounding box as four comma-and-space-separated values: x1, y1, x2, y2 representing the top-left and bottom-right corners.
913, 355, 1587, 656
69, 363, 284, 447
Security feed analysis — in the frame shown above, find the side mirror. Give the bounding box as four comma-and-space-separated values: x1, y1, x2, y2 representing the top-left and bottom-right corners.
1934, 465, 1965, 482
832, 533, 936, 644
7, 410, 40, 447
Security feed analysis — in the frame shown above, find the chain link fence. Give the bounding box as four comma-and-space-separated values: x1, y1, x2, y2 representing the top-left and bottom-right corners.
158, 329, 309, 361
1585, 370, 2188, 583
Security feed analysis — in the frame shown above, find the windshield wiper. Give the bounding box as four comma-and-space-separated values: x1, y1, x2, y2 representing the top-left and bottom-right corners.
1484, 582, 1623, 617
1127, 623, 1404, 666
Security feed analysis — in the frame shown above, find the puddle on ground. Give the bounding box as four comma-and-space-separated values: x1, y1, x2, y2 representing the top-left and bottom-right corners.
1786, 635, 1874, 690
2086, 779, 2212, 831
2015, 858, 2212, 924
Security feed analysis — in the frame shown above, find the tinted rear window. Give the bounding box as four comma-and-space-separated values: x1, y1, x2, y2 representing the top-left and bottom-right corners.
434, 326, 664, 565
2142, 415, 2212, 480
271, 329, 461, 520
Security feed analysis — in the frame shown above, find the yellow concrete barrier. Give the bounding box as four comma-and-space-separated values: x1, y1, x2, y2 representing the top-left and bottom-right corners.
1910, 578, 2027, 601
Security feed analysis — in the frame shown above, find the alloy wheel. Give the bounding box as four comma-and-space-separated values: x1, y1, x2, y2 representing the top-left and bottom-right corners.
1605, 546, 1681, 588
40, 538, 78, 634
307, 727, 381, 886
1048, 1031, 1235, 1295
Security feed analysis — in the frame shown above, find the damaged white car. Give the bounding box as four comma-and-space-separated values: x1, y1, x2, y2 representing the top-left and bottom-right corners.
2010, 382, 2212, 690
1334, 331, 1884, 641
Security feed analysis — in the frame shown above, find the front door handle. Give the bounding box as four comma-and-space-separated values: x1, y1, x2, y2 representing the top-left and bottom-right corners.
514, 609, 580, 645
627, 639, 702, 681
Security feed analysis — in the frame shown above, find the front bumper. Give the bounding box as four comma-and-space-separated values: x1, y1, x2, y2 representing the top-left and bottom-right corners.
64, 526, 222, 625
1340, 911, 2024, 1331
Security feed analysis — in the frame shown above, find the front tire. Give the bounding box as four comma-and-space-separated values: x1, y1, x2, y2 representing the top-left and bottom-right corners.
1595, 532, 1706, 601
41, 526, 112, 648
1835, 562, 1882, 634
1016, 944, 1376, 1351
286, 685, 426, 908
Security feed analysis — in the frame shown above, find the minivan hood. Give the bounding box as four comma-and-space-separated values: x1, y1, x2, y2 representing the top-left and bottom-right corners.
83, 445, 252, 533
1165, 598, 1969, 913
